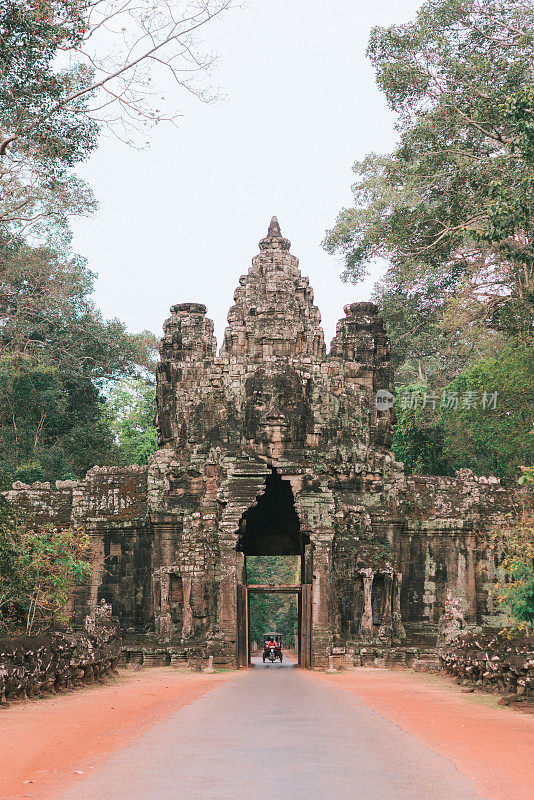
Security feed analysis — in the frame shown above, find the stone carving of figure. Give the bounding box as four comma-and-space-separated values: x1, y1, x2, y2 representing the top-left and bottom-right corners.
438, 589, 466, 648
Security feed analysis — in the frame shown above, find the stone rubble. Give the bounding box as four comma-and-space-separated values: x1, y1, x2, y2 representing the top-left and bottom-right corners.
439, 630, 534, 700
0, 601, 121, 705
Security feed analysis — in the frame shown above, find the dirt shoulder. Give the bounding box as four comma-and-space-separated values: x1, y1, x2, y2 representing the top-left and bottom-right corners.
0, 667, 233, 800
317, 667, 534, 800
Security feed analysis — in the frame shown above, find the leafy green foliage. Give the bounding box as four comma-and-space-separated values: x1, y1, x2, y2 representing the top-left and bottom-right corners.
440, 345, 534, 479
0, 1, 96, 162
519, 466, 534, 485
0, 232, 157, 380
0, 351, 115, 486
0, 233, 158, 485
106, 379, 158, 465
247, 556, 299, 650
249, 593, 298, 652
0, 1, 98, 229
13, 462, 45, 484
325, 0, 534, 383
0, 498, 91, 634
492, 472, 534, 630
390, 347, 534, 478
392, 383, 451, 474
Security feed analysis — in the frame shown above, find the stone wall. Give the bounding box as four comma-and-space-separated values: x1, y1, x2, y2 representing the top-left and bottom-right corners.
400, 472, 517, 633
4, 467, 153, 636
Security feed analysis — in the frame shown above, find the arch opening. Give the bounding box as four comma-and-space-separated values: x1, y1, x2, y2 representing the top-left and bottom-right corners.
236, 468, 308, 557
234, 469, 312, 668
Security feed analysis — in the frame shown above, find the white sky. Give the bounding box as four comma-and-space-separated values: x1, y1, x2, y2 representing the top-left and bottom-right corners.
70, 0, 423, 349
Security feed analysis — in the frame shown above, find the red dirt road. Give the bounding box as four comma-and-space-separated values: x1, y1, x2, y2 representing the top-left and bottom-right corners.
319, 668, 534, 800
0, 668, 230, 800
1, 666, 533, 800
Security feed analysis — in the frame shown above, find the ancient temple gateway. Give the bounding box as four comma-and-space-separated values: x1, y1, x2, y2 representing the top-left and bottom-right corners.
5, 218, 514, 669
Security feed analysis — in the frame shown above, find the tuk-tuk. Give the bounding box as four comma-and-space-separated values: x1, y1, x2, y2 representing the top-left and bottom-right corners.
263, 632, 283, 663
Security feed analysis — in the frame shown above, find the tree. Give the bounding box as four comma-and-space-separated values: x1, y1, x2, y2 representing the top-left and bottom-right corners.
0, 0, 232, 232
492, 468, 534, 630
440, 344, 534, 479
0, 352, 117, 485
369, 267, 496, 385
391, 383, 450, 474
390, 346, 534, 479
0, 498, 91, 635
0, 233, 158, 484
0, 1, 98, 230
106, 379, 158, 465
0, 353, 65, 475
247, 556, 299, 649
324, 0, 534, 379
0, 232, 157, 376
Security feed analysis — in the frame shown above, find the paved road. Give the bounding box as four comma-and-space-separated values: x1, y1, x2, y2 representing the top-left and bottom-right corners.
60, 659, 486, 800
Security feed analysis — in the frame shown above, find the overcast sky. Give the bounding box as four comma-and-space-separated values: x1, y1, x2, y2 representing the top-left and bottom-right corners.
70, 0, 423, 348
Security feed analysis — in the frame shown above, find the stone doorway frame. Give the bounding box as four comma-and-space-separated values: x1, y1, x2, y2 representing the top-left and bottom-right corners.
237, 583, 313, 669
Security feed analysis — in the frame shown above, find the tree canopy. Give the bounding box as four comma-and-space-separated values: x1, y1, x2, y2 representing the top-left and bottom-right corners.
0, 0, 231, 233
0, 1, 98, 230
0, 232, 157, 486
106, 379, 158, 466
325, 0, 533, 359
325, 0, 534, 479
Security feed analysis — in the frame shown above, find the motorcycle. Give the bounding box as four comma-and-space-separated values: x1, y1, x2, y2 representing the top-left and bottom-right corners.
262, 632, 283, 663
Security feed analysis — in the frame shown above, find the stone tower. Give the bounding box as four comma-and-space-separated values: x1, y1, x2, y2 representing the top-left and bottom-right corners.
4, 218, 515, 669
148, 218, 411, 665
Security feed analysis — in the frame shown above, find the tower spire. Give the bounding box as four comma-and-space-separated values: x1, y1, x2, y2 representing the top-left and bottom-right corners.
259, 215, 290, 252
267, 215, 282, 237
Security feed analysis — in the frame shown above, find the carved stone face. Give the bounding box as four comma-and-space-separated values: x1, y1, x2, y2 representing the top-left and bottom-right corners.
243, 368, 311, 458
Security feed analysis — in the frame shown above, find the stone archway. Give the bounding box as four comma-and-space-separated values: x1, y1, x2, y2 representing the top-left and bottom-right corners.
233, 468, 313, 668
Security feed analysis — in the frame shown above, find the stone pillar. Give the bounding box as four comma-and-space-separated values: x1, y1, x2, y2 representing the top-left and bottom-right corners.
312, 547, 329, 627
310, 544, 334, 667
303, 542, 314, 584
161, 525, 175, 567
360, 568, 374, 637
154, 569, 173, 639
219, 546, 238, 638
236, 551, 247, 586
181, 576, 193, 638
382, 572, 393, 628
87, 533, 106, 616
464, 534, 478, 623
392, 572, 403, 641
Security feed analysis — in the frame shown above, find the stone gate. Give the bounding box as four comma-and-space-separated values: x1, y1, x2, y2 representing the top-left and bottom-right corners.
4, 218, 516, 668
